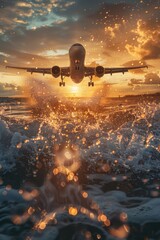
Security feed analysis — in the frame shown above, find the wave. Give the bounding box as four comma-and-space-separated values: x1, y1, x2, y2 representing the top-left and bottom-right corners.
0, 100, 160, 239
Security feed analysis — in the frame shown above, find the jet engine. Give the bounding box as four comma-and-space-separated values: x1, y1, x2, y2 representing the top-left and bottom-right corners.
95, 66, 105, 78
52, 66, 61, 78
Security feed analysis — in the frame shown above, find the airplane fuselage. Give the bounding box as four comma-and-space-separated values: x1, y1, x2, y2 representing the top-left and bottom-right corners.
69, 43, 86, 83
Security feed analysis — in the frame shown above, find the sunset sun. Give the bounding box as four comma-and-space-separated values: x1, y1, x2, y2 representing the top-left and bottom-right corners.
71, 86, 79, 94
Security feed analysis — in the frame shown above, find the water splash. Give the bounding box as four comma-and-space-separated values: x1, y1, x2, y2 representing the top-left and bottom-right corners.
0, 98, 160, 239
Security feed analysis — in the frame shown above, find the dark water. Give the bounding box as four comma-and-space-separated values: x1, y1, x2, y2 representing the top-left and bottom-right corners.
0, 96, 160, 240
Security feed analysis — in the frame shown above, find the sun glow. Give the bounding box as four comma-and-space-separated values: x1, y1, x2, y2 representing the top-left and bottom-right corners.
71, 86, 79, 94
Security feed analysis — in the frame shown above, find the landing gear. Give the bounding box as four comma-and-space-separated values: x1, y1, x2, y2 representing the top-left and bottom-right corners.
88, 76, 94, 87
59, 75, 65, 87
88, 82, 94, 87
59, 82, 65, 87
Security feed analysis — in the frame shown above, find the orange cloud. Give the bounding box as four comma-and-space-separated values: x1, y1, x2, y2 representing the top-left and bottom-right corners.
128, 73, 160, 86
105, 23, 121, 39
126, 19, 160, 60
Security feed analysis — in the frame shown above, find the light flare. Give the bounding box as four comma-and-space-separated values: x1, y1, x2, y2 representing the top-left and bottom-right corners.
54, 145, 81, 173
71, 85, 80, 95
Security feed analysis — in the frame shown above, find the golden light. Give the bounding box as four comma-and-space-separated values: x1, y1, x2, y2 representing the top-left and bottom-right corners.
53, 168, 59, 175
28, 207, 35, 215
64, 150, 72, 159
69, 207, 78, 216
39, 221, 46, 230
54, 145, 81, 173
82, 191, 88, 198
110, 225, 130, 238
71, 86, 79, 94
98, 213, 108, 222
67, 172, 74, 181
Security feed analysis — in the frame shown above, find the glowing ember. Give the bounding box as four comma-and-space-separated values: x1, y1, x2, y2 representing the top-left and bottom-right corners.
67, 172, 74, 181
97, 234, 101, 239
69, 207, 78, 216
53, 168, 59, 175
39, 221, 46, 230
98, 214, 108, 222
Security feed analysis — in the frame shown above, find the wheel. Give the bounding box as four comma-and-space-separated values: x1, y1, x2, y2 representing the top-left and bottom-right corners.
59, 82, 62, 87
92, 82, 94, 87
88, 82, 91, 87
63, 82, 65, 87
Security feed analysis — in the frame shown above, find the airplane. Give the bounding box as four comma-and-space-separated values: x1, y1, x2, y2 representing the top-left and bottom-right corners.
6, 43, 148, 87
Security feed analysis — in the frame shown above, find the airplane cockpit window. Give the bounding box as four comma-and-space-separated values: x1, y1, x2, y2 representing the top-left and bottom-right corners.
75, 60, 80, 70
75, 60, 80, 64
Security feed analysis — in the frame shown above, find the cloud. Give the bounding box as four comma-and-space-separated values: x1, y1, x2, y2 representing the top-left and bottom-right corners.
0, 82, 23, 96
3, 83, 22, 90
0, 0, 75, 33
16, 2, 33, 8
0, 1, 136, 49
105, 23, 121, 39
144, 73, 160, 85
13, 18, 28, 24
126, 19, 160, 60
128, 79, 143, 86
128, 73, 160, 86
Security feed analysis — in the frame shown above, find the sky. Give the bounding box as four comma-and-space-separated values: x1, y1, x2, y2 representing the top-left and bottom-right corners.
0, 0, 160, 97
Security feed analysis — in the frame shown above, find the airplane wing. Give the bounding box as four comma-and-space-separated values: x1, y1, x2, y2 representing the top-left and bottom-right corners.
85, 65, 148, 76
6, 66, 70, 76
104, 65, 148, 75
6, 66, 51, 75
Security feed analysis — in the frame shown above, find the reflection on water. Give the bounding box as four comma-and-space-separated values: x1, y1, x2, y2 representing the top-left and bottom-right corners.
0, 95, 160, 239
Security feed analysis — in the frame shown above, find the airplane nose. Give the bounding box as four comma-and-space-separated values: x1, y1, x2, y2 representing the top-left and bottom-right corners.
72, 78, 83, 84
69, 45, 85, 56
